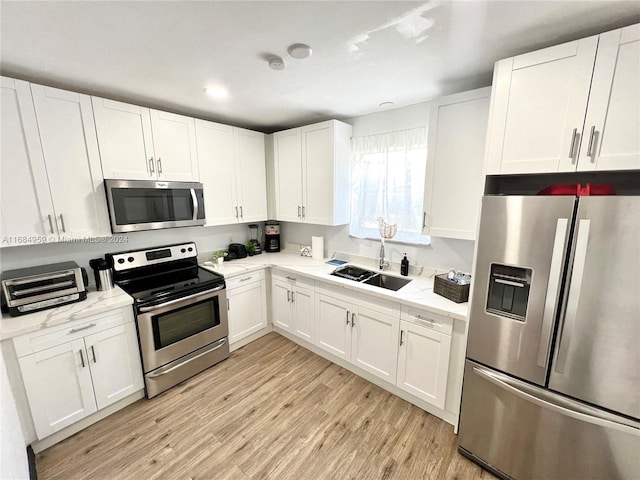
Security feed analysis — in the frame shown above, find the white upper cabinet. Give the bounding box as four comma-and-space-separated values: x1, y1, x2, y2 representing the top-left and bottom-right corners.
31, 85, 110, 238
485, 23, 640, 174
196, 120, 267, 225
273, 120, 351, 226
92, 97, 199, 181
1, 78, 109, 246
422, 87, 490, 240
0, 77, 53, 242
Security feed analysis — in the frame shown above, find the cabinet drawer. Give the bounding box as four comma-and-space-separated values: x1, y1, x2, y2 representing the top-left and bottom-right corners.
272, 270, 314, 289
401, 306, 452, 336
317, 283, 399, 318
13, 306, 135, 358
226, 269, 265, 290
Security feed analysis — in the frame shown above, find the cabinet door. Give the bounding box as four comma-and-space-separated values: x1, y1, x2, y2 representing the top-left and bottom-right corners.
91, 97, 154, 180
195, 120, 238, 225
149, 109, 199, 181
272, 279, 293, 332
423, 88, 490, 240
31, 85, 111, 238
227, 280, 268, 344
234, 128, 267, 222
273, 128, 303, 222
578, 25, 640, 171
84, 323, 144, 410
396, 320, 451, 409
18, 339, 97, 439
315, 294, 351, 361
351, 306, 399, 384
292, 284, 314, 343
485, 36, 598, 174
302, 122, 333, 225
0, 77, 55, 243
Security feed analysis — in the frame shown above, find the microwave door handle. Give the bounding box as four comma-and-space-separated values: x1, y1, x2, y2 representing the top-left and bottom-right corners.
555, 219, 590, 374
537, 218, 569, 368
190, 189, 198, 221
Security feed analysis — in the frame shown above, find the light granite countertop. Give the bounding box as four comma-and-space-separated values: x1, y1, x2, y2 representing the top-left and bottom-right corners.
0, 286, 133, 340
201, 252, 469, 321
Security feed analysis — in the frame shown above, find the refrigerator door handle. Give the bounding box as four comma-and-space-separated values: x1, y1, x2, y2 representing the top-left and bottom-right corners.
537, 218, 569, 368
472, 366, 639, 435
555, 219, 590, 374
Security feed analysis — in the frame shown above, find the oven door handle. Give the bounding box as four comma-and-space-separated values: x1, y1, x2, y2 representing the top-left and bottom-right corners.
138, 285, 225, 313
147, 338, 227, 379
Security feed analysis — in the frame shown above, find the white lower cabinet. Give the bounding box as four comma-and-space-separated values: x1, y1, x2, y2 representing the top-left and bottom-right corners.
272, 272, 315, 342
14, 307, 143, 440
315, 290, 400, 384
226, 270, 268, 344
396, 307, 453, 409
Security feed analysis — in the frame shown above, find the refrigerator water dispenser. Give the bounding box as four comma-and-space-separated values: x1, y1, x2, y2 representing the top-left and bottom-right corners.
486, 264, 532, 321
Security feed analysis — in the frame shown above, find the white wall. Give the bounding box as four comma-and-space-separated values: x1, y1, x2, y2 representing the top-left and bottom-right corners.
0, 224, 250, 284
0, 344, 29, 480
282, 101, 476, 273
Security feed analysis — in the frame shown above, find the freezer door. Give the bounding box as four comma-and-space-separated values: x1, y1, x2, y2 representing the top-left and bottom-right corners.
467, 196, 575, 385
549, 196, 640, 419
459, 360, 640, 480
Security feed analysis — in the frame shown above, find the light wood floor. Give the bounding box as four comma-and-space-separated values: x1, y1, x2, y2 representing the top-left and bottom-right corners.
37, 332, 496, 480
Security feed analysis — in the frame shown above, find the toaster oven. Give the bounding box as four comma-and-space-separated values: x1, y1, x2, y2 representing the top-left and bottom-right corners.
1, 261, 88, 316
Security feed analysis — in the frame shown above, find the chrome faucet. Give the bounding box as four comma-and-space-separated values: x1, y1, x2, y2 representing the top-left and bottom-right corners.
379, 239, 389, 270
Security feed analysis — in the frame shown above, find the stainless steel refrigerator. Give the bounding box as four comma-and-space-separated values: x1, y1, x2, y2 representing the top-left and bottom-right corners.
458, 195, 639, 480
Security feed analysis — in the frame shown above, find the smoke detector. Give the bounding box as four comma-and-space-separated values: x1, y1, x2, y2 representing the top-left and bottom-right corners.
287, 43, 313, 59
268, 56, 285, 70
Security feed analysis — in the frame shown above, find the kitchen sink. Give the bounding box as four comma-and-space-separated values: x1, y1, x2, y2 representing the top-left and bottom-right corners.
363, 273, 412, 291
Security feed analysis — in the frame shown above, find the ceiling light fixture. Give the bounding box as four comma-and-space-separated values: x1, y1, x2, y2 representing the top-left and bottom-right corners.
268, 56, 285, 70
204, 86, 229, 98
287, 43, 313, 59
378, 101, 395, 109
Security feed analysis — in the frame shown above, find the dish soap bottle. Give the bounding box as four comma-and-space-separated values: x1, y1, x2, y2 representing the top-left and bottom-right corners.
401, 253, 409, 276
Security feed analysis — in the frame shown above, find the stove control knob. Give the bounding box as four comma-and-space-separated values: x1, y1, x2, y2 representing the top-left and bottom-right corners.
181, 248, 186, 253
117, 258, 125, 264
188, 247, 193, 252
128, 256, 134, 262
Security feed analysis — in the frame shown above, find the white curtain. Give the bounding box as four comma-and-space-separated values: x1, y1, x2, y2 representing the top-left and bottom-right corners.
350, 127, 429, 245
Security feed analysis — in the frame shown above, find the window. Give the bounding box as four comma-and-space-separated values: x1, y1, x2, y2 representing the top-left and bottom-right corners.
350, 127, 429, 245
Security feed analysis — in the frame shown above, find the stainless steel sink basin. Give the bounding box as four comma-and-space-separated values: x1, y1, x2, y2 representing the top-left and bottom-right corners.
363, 273, 412, 291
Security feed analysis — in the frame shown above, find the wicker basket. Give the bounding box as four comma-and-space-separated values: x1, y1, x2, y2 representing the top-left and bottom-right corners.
434, 274, 470, 303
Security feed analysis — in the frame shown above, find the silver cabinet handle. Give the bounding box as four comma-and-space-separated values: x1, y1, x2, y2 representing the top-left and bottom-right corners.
555, 219, 590, 374
537, 218, 569, 368
400, 330, 404, 346
422, 212, 427, 229
302, 206, 305, 219
351, 312, 356, 327
47, 214, 55, 234
149, 157, 155, 174
286, 276, 296, 282
59, 214, 66, 233
226, 298, 230, 311
240, 206, 243, 218
287, 290, 290, 302
291, 291, 295, 303
90, 345, 96, 363
69, 323, 96, 334
157, 158, 162, 174
235, 206, 239, 219
298, 206, 301, 219
79, 349, 85, 368
239, 276, 253, 282
586, 125, 596, 158
568, 128, 578, 161
346, 310, 350, 325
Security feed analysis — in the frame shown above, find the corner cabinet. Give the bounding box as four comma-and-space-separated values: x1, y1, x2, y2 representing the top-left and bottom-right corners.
13, 307, 143, 440
273, 120, 351, 226
92, 97, 199, 181
1, 78, 110, 246
195, 120, 267, 225
485, 23, 640, 174
422, 87, 490, 240
226, 270, 268, 345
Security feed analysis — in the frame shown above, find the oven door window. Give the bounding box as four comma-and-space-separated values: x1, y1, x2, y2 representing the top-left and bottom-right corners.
151, 297, 220, 349
111, 188, 195, 225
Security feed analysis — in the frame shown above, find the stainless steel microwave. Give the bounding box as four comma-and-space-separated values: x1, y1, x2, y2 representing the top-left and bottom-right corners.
105, 179, 205, 233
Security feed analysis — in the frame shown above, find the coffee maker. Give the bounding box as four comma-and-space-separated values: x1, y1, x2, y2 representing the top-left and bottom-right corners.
248, 224, 262, 254
265, 221, 280, 253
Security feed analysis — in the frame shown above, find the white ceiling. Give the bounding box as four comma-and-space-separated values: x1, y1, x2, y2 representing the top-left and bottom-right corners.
2, 1, 639, 133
